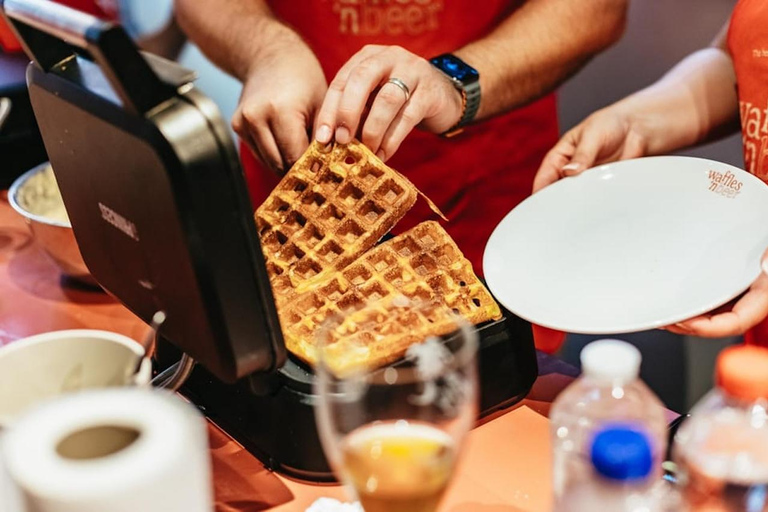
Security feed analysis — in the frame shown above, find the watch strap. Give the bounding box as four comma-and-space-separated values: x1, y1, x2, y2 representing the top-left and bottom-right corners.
430, 54, 481, 137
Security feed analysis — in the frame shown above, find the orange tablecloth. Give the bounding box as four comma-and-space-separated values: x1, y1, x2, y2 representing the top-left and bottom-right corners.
0, 190, 561, 512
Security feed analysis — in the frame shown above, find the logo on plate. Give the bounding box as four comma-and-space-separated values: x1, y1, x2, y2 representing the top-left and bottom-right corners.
707, 170, 742, 199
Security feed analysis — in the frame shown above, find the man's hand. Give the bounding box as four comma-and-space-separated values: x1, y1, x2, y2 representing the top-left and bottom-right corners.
532, 106, 648, 193
314, 45, 463, 161
175, 0, 328, 173
233, 43, 327, 174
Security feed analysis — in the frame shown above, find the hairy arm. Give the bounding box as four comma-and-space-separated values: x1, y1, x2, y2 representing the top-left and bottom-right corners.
315, 0, 629, 158
456, 0, 629, 120
174, 0, 326, 172
175, 0, 300, 81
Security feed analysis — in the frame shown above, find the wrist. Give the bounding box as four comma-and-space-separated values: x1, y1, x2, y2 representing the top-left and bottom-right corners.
429, 53, 481, 136
238, 21, 308, 81
615, 92, 699, 156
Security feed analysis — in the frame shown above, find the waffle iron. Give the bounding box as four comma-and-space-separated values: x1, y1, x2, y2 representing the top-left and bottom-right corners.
2, 0, 538, 481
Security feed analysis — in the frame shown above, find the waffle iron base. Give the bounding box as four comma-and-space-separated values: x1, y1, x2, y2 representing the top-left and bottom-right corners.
156, 306, 537, 482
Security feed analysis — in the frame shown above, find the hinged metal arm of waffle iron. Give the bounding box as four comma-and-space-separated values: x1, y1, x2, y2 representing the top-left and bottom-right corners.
1, 0, 287, 383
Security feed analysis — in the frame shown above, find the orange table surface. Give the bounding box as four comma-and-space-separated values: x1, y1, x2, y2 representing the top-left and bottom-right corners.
0, 190, 564, 512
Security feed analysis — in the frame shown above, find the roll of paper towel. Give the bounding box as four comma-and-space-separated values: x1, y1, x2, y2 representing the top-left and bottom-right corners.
1, 388, 212, 512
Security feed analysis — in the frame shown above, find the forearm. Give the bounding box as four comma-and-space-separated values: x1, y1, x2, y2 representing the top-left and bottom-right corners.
613, 48, 740, 155
455, 0, 628, 120
174, 0, 304, 80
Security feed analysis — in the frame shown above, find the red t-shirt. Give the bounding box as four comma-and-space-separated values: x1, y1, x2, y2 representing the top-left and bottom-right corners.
728, 0, 768, 346
242, 0, 564, 352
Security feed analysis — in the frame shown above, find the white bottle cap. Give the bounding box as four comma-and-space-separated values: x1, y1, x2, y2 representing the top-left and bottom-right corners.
580, 339, 641, 383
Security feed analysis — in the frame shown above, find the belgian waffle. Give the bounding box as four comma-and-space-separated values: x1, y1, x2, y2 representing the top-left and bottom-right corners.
255, 140, 418, 305
279, 221, 502, 374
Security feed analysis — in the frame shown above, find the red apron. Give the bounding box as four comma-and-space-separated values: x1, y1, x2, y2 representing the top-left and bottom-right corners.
729, 0, 768, 346
242, 1, 564, 351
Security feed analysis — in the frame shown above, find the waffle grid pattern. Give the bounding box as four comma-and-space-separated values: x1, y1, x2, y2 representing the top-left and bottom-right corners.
255, 141, 418, 306
280, 221, 502, 372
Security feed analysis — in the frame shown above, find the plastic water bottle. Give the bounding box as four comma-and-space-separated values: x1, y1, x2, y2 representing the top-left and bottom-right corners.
550, 339, 668, 505
673, 345, 768, 511
558, 424, 673, 511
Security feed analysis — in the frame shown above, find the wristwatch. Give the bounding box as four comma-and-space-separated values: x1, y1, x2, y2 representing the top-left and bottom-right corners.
429, 53, 481, 137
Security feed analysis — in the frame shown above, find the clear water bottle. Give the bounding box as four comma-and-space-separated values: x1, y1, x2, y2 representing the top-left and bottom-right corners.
558, 424, 673, 511
550, 339, 668, 505
673, 345, 768, 511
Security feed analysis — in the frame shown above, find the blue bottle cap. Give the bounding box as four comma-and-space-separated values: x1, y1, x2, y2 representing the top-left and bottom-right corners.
590, 424, 653, 481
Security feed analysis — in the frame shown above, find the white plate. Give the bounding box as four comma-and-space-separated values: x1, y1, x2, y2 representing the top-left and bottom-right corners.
483, 156, 768, 334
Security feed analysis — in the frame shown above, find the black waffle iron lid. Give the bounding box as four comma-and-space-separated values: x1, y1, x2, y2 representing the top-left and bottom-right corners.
1, 0, 286, 382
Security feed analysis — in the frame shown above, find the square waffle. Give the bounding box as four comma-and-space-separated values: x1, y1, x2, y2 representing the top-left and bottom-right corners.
255, 140, 418, 305
278, 221, 502, 374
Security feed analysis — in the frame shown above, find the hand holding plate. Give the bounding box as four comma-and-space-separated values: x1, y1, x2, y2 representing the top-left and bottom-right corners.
533, 107, 648, 193
666, 249, 768, 337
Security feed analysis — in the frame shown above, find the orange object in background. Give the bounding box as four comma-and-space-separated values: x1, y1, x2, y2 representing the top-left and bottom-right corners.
715, 344, 768, 402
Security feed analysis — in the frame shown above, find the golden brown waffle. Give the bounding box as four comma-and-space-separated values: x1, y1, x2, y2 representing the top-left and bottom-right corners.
280, 221, 502, 374
255, 140, 418, 305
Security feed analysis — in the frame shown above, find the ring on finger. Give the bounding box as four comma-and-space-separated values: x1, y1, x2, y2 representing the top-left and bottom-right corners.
386, 77, 411, 102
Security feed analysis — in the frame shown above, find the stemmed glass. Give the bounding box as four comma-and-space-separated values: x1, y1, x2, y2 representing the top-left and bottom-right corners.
314, 297, 479, 512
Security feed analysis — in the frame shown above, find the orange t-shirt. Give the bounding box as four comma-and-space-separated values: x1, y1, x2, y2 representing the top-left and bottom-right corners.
243, 0, 564, 352
728, 0, 768, 346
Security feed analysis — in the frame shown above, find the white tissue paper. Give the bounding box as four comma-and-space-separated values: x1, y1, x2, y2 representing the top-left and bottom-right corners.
1, 388, 212, 512
306, 497, 364, 512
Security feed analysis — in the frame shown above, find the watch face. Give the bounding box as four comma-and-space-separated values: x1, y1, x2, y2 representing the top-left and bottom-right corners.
430, 54, 479, 84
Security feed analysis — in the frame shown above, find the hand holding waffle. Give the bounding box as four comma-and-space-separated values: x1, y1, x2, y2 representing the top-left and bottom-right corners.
231, 36, 327, 174
314, 45, 464, 162
256, 139, 500, 374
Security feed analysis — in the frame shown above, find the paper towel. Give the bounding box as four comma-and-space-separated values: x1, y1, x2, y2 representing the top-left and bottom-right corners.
1, 388, 212, 512
306, 497, 364, 512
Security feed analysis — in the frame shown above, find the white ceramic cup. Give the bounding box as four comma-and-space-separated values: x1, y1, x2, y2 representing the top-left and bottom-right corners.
0, 329, 148, 511
0, 329, 148, 427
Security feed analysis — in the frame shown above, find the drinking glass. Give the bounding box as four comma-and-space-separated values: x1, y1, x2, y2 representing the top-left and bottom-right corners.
314, 297, 479, 512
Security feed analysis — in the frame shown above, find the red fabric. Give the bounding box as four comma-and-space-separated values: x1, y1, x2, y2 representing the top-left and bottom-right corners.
0, 0, 117, 53
54, 0, 118, 18
729, 0, 768, 347
242, 1, 562, 349
0, 17, 21, 52
243, 0, 562, 351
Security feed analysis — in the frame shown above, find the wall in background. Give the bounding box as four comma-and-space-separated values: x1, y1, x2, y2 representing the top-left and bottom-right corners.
559, 0, 741, 165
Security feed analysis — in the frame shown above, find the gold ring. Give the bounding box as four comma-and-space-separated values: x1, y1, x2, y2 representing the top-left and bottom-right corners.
387, 77, 411, 102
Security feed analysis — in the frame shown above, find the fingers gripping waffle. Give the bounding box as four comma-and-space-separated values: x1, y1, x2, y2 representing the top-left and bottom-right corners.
280, 221, 502, 373
255, 140, 418, 305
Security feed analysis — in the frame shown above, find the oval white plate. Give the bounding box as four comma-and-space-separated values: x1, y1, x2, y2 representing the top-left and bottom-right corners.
484, 156, 768, 334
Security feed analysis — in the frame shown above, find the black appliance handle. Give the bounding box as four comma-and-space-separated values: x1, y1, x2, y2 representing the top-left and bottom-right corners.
1, 0, 176, 115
